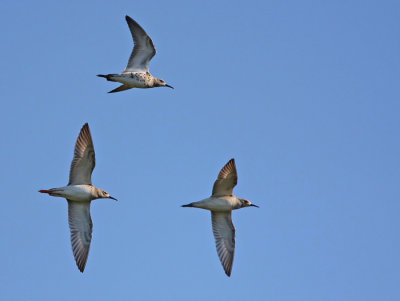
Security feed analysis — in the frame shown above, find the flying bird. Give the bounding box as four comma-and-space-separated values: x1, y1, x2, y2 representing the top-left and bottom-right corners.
182, 159, 258, 277
97, 15, 173, 93
39, 123, 117, 272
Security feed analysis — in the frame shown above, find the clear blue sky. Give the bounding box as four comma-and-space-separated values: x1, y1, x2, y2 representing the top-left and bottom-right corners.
1, 0, 399, 300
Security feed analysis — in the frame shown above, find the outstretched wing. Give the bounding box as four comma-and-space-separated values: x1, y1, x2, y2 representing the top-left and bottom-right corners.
211, 211, 235, 277
212, 159, 238, 197
67, 200, 93, 272
68, 123, 95, 185
123, 15, 156, 73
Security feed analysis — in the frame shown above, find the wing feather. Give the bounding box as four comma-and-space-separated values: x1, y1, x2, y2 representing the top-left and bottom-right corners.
67, 200, 93, 272
212, 159, 238, 196
123, 15, 156, 73
211, 211, 235, 276
68, 123, 95, 185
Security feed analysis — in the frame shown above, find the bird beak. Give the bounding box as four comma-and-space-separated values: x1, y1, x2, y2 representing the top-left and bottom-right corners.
109, 196, 118, 201
165, 84, 174, 89
250, 204, 259, 208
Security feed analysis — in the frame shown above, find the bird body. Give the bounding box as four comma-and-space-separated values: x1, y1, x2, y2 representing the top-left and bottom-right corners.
39, 123, 116, 272
182, 196, 243, 211
98, 72, 157, 89
182, 159, 258, 277
98, 15, 173, 93
39, 185, 104, 202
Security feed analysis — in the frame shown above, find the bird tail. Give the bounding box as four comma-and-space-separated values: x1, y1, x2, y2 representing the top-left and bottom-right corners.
39, 188, 63, 196
97, 74, 120, 83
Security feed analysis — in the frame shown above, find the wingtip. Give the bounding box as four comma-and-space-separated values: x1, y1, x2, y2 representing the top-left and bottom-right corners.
224, 265, 232, 277
219, 158, 237, 175
81, 123, 90, 130
76, 259, 87, 273
225, 158, 236, 170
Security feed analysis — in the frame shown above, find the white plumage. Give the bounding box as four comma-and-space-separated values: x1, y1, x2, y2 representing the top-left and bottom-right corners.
182, 159, 258, 277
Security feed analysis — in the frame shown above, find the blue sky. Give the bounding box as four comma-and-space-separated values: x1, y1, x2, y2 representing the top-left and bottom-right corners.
1, 0, 399, 300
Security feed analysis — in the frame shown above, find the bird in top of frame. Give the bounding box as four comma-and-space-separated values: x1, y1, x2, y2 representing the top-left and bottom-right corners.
97, 15, 173, 93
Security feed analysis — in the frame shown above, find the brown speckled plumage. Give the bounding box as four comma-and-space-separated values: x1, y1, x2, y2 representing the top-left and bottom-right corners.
97, 15, 173, 93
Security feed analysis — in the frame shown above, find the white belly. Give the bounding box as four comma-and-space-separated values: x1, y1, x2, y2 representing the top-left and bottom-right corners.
192, 197, 236, 211
56, 185, 94, 201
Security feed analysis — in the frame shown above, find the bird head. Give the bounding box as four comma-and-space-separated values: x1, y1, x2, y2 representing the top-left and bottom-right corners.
155, 78, 174, 89
240, 199, 259, 208
98, 189, 118, 201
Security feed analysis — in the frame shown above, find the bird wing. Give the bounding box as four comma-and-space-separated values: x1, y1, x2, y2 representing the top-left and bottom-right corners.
211, 211, 235, 277
68, 200, 93, 273
212, 159, 238, 197
67, 200, 93, 272
123, 15, 156, 73
68, 123, 96, 185
108, 84, 132, 93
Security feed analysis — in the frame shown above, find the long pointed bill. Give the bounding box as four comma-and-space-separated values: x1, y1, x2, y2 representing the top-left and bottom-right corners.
165, 84, 174, 89
109, 196, 118, 201
250, 204, 259, 208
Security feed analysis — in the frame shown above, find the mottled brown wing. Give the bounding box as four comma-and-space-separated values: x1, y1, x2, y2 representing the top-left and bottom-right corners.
212, 159, 238, 196
68, 123, 95, 185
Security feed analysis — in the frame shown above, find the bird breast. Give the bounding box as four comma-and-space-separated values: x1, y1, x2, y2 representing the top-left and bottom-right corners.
62, 185, 95, 202
194, 196, 238, 211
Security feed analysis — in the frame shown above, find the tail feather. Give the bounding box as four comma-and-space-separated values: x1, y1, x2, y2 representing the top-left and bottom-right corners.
97, 74, 119, 83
